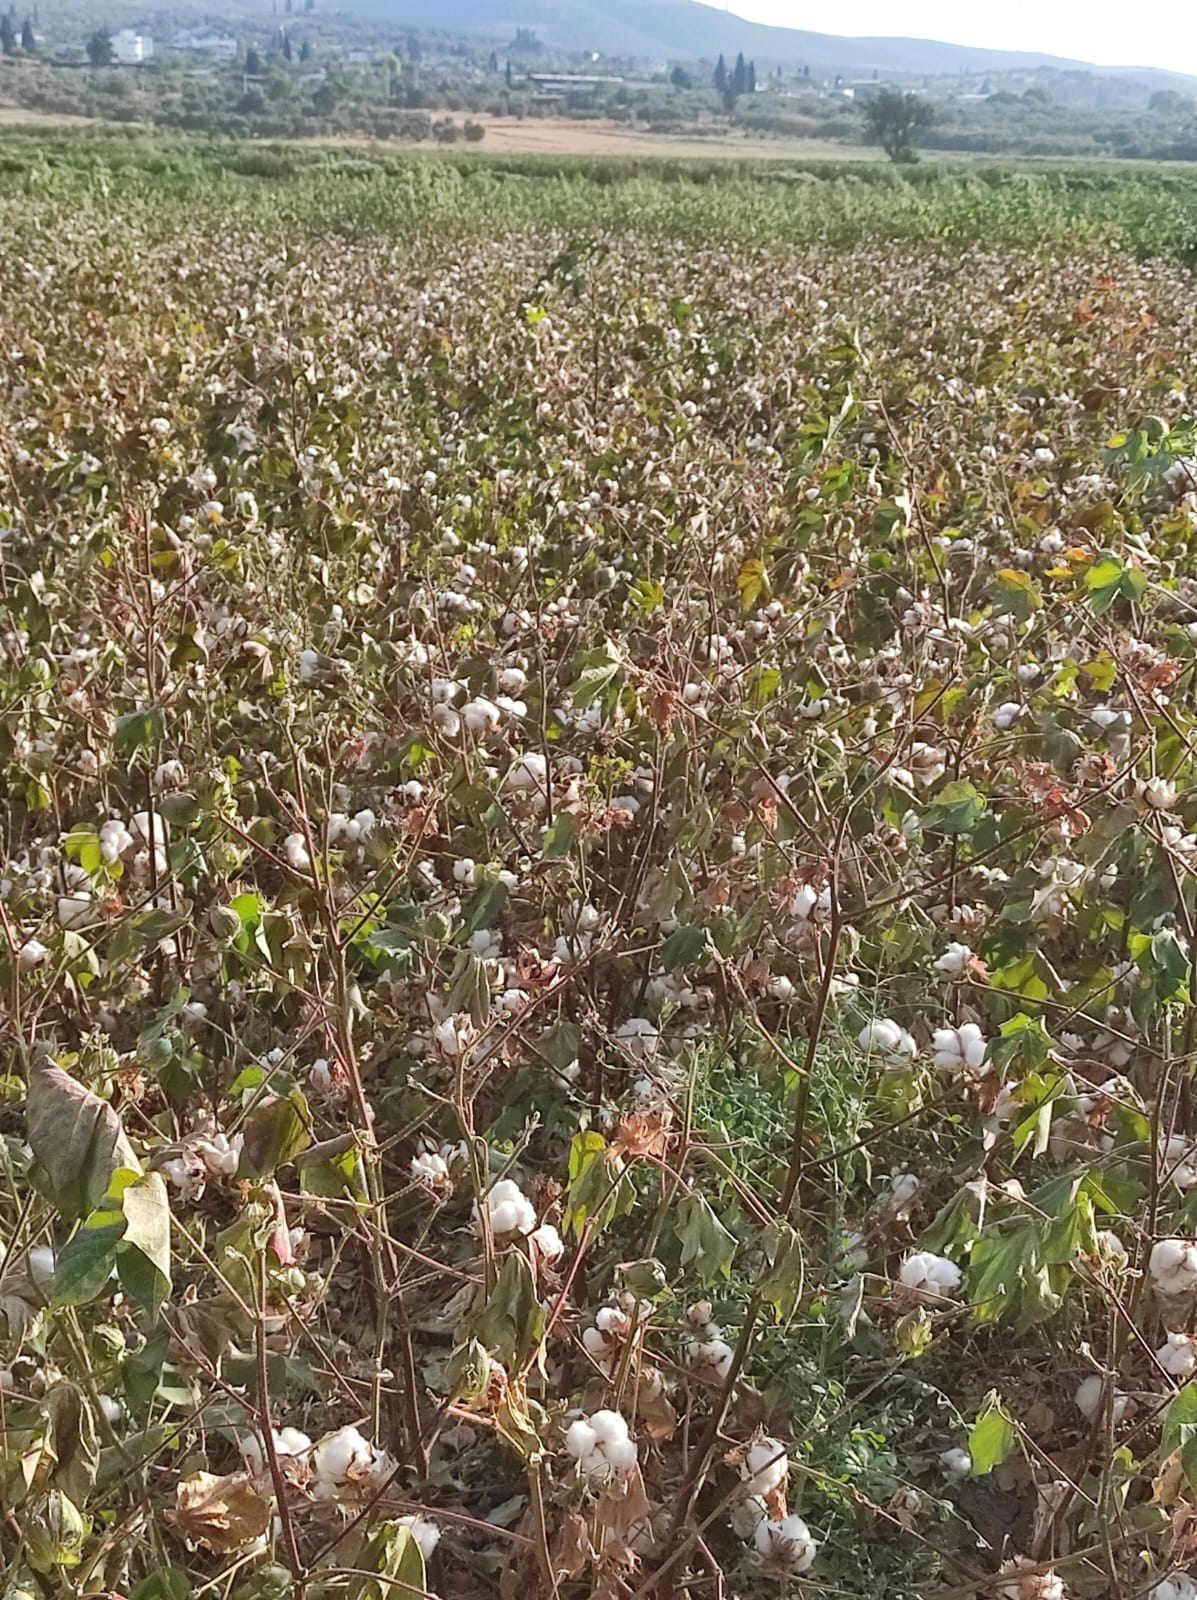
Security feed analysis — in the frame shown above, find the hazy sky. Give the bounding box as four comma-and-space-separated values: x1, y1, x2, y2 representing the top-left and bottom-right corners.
698, 0, 1197, 76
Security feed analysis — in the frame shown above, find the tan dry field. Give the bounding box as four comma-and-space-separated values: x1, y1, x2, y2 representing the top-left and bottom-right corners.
458, 112, 882, 160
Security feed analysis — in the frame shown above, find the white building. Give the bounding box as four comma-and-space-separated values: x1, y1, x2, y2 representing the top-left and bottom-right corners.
169, 30, 237, 59
112, 28, 153, 63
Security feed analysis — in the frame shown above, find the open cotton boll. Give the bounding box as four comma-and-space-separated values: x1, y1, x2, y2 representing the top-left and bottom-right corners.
17, 938, 49, 971
411, 1150, 451, 1190
1151, 1238, 1197, 1297
589, 1410, 630, 1446
462, 697, 503, 735
898, 1250, 962, 1298
992, 702, 1022, 732
1075, 1374, 1129, 1424
1158, 1333, 1197, 1379
396, 1515, 441, 1563
505, 752, 548, 791
753, 1514, 817, 1575
282, 833, 313, 873
687, 1337, 735, 1383
312, 1425, 373, 1484
931, 1023, 988, 1074
28, 1246, 56, 1290
565, 1419, 598, 1461
1152, 1575, 1197, 1600
741, 1437, 789, 1497
857, 1019, 916, 1065
615, 1016, 659, 1059
476, 1177, 536, 1237
1161, 1136, 1197, 1190
939, 1447, 972, 1478
997, 1559, 1065, 1600
529, 1223, 564, 1263
933, 941, 974, 977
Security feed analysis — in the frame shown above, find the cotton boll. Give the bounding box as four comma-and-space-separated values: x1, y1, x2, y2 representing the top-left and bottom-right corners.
1143, 776, 1179, 811
1151, 1238, 1197, 1297
411, 1150, 451, 1190
857, 1019, 916, 1065
1151, 1575, 1197, 1600
505, 752, 548, 791
498, 667, 528, 695
1161, 1135, 1197, 1190
277, 1428, 312, 1456
308, 1058, 332, 1092
431, 703, 461, 736
1158, 1333, 1197, 1379
477, 1177, 536, 1237
530, 1223, 564, 1263
933, 942, 973, 977
753, 1514, 816, 1575
312, 1425, 372, 1485
741, 1437, 789, 1497
17, 939, 49, 970
898, 1251, 962, 1298
996, 1559, 1065, 1600
1075, 1373, 1129, 1423
57, 895, 92, 929
615, 1016, 659, 1059
604, 1436, 639, 1473
282, 833, 312, 873
992, 702, 1023, 732
97, 1393, 124, 1426
28, 1246, 55, 1290
687, 1337, 735, 1383
565, 1419, 598, 1461
932, 1023, 989, 1075
396, 1515, 441, 1562
588, 1410, 629, 1446
939, 1447, 972, 1478
462, 697, 503, 735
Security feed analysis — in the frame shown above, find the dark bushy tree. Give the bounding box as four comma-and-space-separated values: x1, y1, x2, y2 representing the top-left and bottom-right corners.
85, 26, 112, 63
20, 15, 33, 50
863, 88, 935, 161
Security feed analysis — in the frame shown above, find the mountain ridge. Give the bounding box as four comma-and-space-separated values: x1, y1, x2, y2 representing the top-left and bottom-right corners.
358, 0, 1197, 88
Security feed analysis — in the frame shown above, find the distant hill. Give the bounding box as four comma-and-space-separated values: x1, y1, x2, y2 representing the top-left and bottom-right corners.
357, 0, 1197, 87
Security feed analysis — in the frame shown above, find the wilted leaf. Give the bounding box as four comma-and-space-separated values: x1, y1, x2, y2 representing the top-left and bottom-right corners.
237, 1090, 311, 1179
165, 1471, 272, 1554
675, 1193, 737, 1283
27, 1057, 140, 1219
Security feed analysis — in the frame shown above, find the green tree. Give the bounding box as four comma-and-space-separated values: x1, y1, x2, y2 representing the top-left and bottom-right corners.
0, 13, 17, 52
299, 37, 310, 61
20, 15, 33, 49
713, 52, 726, 94
85, 26, 113, 64
670, 64, 691, 90
863, 88, 934, 162
245, 44, 261, 74
282, 29, 292, 60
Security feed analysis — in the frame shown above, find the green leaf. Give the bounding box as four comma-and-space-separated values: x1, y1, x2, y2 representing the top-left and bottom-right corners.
674, 1193, 737, 1283
54, 1212, 125, 1306
352, 1522, 426, 1600
113, 705, 165, 759
27, 1056, 140, 1219
660, 923, 709, 971
922, 779, 986, 836
570, 641, 624, 717
63, 826, 101, 876
541, 810, 577, 860
968, 1393, 1017, 1476
1162, 1382, 1197, 1461
131, 1568, 192, 1600
471, 1251, 544, 1369
565, 1131, 617, 1237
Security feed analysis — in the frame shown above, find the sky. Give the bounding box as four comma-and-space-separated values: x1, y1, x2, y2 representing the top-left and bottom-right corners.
697, 0, 1197, 76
